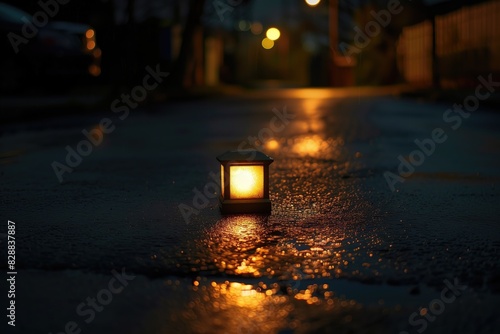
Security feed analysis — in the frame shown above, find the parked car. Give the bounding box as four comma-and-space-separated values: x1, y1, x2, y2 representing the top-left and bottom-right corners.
0, 1, 101, 93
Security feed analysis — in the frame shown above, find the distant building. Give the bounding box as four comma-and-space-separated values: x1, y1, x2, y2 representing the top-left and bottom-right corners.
398, 0, 500, 87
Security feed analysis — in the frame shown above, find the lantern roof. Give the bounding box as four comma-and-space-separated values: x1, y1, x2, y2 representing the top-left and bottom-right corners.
217, 150, 274, 163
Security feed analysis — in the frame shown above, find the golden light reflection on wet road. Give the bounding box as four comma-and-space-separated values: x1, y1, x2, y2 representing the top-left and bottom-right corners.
184, 279, 338, 334
198, 213, 369, 283
210, 215, 264, 277
291, 135, 344, 159
154, 275, 382, 334
159, 96, 390, 333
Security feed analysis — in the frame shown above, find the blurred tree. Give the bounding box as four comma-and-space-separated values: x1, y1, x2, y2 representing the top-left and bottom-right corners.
346, 0, 428, 85
169, 0, 206, 91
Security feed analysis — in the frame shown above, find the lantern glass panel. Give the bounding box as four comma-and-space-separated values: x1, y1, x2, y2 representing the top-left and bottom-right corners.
229, 165, 264, 199
220, 164, 225, 197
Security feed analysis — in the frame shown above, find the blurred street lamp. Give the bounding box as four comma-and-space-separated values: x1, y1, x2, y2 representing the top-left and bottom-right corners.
217, 150, 274, 214
265, 27, 280, 41
251, 22, 263, 35
238, 20, 251, 31
261, 38, 274, 49
305, 0, 321, 7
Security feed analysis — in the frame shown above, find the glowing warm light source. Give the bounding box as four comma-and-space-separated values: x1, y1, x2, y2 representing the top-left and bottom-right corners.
221, 165, 225, 197
261, 38, 274, 50
217, 150, 273, 214
230, 166, 264, 199
86, 41, 96, 51
266, 139, 279, 150
250, 22, 263, 35
305, 0, 321, 6
85, 29, 95, 39
88, 64, 101, 77
266, 27, 280, 41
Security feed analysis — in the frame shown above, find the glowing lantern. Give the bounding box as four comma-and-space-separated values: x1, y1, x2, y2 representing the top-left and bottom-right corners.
217, 150, 273, 214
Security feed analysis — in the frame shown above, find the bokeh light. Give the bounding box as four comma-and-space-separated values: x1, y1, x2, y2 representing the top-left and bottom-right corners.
86, 41, 96, 51
85, 29, 94, 39
261, 38, 274, 50
305, 0, 321, 6
266, 27, 280, 41
250, 22, 263, 35
266, 139, 280, 150
238, 20, 250, 31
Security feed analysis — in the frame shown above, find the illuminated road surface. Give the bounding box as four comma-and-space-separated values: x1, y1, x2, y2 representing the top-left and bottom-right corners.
1, 88, 500, 333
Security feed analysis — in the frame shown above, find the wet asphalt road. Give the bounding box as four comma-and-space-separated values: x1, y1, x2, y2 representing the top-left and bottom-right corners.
1, 88, 500, 333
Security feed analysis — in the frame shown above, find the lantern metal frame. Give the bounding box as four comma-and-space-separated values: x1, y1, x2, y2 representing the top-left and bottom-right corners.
217, 150, 273, 214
